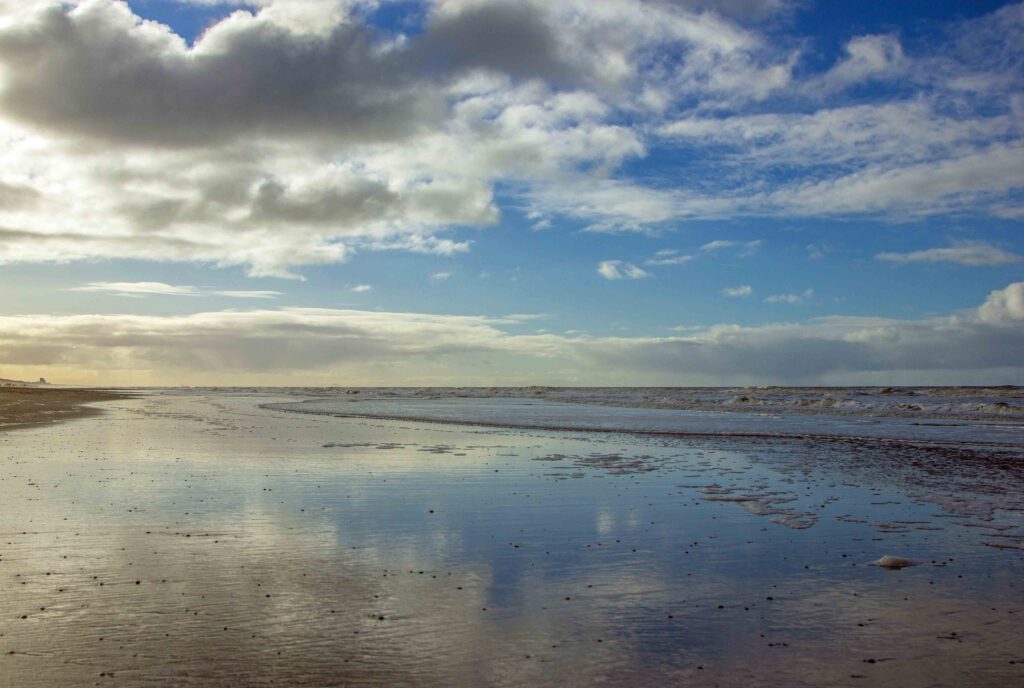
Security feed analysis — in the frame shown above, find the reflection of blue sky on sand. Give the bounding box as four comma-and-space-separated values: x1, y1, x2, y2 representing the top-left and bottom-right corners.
1, 393, 1022, 685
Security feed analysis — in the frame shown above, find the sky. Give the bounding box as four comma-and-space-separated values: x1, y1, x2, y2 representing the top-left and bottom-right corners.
0, 0, 1022, 386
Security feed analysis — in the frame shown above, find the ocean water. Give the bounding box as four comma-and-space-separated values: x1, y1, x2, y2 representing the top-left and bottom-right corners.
263, 385, 1024, 446
1, 390, 1022, 686
281, 386, 1024, 418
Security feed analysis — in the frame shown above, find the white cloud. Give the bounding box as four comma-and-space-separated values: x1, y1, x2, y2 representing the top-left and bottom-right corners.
818, 34, 906, 92
654, 6, 1024, 222
211, 290, 283, 299
877, 242, 1022, 266
978, 282, 1024, 324
598, 260, 649, 280
69, 281, 281, 299
430, 271, 452, 283
70, 281, 199, 296
503, 313, 549, 322
769, 143, 1024, 217
532, 179, 681, 234
626, 265, 649, 278
722, 284, 752, 297
765, 288, 814, 304
0, 1, 729, 268
0, 0, 1019, 278
805, 243, 829, 260
701, 239, 763, 255
2, 283, 1023, 385
660, 101, 1015, 172
645, 249, 693, 265
351, 284, 373, 293
0, 0, 808, 271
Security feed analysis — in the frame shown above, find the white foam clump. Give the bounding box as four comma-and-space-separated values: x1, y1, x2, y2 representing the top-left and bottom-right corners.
870, 555, 917, 569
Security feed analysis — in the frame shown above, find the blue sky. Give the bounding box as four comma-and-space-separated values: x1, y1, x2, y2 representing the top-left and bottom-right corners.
0, 0, 1021, 385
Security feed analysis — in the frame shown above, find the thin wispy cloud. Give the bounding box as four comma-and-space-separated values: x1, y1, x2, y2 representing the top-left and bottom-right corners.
876, 242, 1022, 266
350, 284, 373, 293
722, 285, 753, 297
69, 282, 281, 299
645, 249, 694, 266
71, 282, 200, 297
701, 240, 764, 256
503, 313, 550, 322
765, 288, 814, 304
599, 261, 650, 280
212, 290, 283, 299
806, 243, 830, 260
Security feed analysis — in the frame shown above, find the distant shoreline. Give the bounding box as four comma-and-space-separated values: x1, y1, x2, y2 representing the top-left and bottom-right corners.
0, 387, 134, 432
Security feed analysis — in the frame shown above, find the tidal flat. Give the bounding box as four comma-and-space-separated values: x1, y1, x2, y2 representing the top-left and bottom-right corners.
1, 390, 1022, 687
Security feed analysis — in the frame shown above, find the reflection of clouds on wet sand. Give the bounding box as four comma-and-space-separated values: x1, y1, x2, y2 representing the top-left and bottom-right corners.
4, 493, 502, 685
705, 581, 1024, 687
1, 392, 1022, 686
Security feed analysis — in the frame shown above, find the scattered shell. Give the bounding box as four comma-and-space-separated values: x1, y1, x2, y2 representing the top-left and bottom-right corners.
871, 555, 917, 569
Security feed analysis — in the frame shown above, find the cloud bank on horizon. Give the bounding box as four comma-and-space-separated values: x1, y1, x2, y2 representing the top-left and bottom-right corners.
1, 282, 1022, 386
0, 0, 1022, 384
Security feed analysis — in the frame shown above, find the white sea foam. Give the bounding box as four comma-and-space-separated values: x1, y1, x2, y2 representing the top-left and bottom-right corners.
240, 385, 1024, 420
260, 387, 1024, 447
256, 395, 1024, 448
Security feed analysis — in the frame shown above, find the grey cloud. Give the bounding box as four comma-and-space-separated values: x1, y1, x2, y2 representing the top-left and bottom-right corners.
580, 282, 1024, 381
0, 0, 1019, 278
0, 0, 589, 149
0, 0, 771, 150
0, 1, 592, 275
0, 343, 67, 366
0, 226, 202, 255
1, 283, 1022, 384
0, 181, 40, 209
413, 2, 576, 85
248, 176, 496, 229
0, 161, 489, 275
586, 319, 1024, 383
0, 225, 347, 278
0, 308, 525, 374
0, 2, 438, 147
877, 242, 1022, 266
249, 178, 400, 226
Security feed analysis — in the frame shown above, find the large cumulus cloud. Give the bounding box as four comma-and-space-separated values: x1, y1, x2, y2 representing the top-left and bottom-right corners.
1, 0, 737, 274
0, 0, 1021, 276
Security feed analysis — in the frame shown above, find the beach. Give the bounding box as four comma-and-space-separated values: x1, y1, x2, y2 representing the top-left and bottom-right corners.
1, 389, 1022, 686
0, 387, 131, 431
4, 0, 1023, 685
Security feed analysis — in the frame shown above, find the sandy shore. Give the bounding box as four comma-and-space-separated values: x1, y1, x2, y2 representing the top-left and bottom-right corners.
1, 391, 1021, 687
0, 387, 131, 431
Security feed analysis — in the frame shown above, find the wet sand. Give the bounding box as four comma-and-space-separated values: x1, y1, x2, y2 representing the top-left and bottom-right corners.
0, 387, 132, 432
1, 391, 1022, 686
